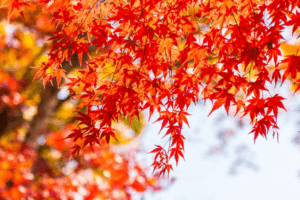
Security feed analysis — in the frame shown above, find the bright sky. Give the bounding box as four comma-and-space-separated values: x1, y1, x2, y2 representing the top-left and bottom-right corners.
132, 78, 300, 200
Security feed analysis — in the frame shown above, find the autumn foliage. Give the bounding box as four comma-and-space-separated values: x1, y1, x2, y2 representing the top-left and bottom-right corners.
2, 0, 300, 179
0, 0, 169, 199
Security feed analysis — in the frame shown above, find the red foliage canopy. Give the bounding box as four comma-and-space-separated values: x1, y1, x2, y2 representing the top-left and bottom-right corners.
3, 0, 300, 177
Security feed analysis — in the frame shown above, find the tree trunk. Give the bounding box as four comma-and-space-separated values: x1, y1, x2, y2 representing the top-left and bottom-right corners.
24, 45, 97, 149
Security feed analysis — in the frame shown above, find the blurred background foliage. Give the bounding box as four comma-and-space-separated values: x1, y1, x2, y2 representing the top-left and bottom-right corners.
0, 2, 169, 200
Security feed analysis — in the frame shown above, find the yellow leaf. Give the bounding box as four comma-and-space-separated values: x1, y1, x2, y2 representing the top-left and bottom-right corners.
35, 54, 48, 66
99, 62, 116, 78
179, 42, 186, 51
280, 42, 299, 56
0, 23, 5, 36
23, 33, 35, 49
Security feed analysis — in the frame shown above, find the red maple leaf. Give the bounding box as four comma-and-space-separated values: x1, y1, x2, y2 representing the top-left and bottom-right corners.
281, 55, 300, 84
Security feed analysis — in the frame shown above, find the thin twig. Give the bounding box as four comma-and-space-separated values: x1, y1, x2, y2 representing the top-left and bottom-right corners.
231, 11, 244, 38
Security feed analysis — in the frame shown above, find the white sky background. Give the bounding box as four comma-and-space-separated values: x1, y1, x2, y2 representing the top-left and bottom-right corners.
132, 79, 300, 200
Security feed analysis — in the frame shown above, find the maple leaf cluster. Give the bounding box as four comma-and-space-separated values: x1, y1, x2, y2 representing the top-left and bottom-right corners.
3, 0, 300, 177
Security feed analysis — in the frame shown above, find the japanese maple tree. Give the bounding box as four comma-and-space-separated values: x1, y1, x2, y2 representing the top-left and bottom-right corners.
2, 0, 300, 177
